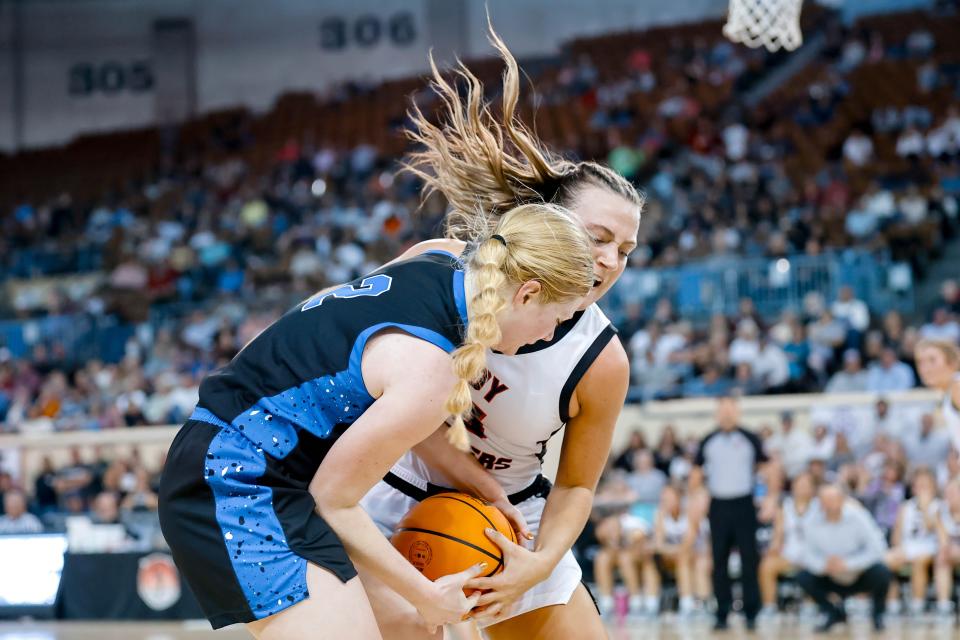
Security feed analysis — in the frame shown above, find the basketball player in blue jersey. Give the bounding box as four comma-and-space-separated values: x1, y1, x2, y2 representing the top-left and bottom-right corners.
157, 203, 597, 639
358, 30, 643, 640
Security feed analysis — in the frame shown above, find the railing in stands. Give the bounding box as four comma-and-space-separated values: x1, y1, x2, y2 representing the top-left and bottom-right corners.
601, 249, 912, 326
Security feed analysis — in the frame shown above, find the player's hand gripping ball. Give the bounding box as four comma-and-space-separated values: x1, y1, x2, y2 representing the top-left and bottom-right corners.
392, 492, 518, 593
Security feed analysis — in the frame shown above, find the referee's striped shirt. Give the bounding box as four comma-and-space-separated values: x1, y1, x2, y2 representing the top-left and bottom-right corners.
695, 427, 768, 499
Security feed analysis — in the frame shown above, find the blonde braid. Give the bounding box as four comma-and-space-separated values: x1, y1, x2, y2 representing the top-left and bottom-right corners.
445, 237, 509, 450
443, 203, 595, 450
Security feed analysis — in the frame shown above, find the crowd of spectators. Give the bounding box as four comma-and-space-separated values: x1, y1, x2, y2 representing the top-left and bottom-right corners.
620, 278, 960, 401
1, 6, 959, 434
590, 397, 960, 625
0, 445, 162, 551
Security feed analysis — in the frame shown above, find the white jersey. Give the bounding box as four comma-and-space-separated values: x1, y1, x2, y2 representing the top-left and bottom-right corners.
659, 510, 688, 546
782, 496, 815, 564
944, 374, 960, 452
361, 303, 616, 626
901, 497, 940, 550
940, 502, 960, 545
389, 304, 615, 494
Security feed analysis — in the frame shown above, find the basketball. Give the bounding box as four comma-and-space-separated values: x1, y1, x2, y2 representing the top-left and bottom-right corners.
392, 493, 517, 583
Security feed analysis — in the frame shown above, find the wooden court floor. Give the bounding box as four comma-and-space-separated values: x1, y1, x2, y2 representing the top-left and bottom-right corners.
1, 617, 959, 640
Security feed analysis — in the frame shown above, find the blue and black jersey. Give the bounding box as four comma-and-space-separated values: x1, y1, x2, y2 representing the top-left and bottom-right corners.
158, 252, 469, 628
197, 251, 468, 481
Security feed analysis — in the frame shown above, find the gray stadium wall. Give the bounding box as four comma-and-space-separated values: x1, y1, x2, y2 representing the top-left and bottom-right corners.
0, 0, 731, 152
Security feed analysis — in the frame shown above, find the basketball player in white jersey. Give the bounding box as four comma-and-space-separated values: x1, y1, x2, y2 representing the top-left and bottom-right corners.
643, 485, 700, 616
358, 29, 643, 640
886, 467, 941, 616
758, 471, 817, 616
934, 479, 960, 617
915, 339, 960, 453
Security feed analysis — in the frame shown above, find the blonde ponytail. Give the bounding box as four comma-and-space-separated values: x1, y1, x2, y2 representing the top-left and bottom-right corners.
403, 24, 644, 240
443, 203, 594, 449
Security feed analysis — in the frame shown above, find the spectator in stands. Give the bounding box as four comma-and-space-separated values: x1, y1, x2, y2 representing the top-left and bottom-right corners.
0, 489, 43, 535
869, 398, 901, 441
653, 426, 681, 477
629, 450, 668, 504
897, 126, 926, 159
939, 279, 960, 316
828, 433, 857, 474
832, 286, 870, 345
885, 468, 941, 618
90, 491, 124, 526
903, 413, 952, 473
765, 412, 814, 480
859, 460, 906, 538
810, 425, 836, 464
866, 346, 916, 393
33, 456, 58, 514
934, 479, 960, 617
920, 307, 960, 343
683, 364, 733, 398
120, 468, 159, 512
797, 484, 891, 632
825, 350, 869, 393
842, 129, 874, 168
781, 321, 811, 391
807, 310, 846, 381
54, 447, 93, 505
613, 430, 648, 473
754, 335, 790, 392
759, 472, 817, 617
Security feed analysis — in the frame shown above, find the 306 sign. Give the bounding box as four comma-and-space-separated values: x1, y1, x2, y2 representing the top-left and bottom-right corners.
319, 12, 417, 50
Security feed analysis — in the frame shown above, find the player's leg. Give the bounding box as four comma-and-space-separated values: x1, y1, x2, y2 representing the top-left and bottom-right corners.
592, 547, 617, 614
641, 552, 661, 614
247, 563, 382, 640
934, 549, 955, 616
674, 549, 694, 614
759, 554, 789, 610
592, 516, 622, 614
615, 547, 642, 614
908, 553, 933, 615
884, 548, 905, 613
693, 551, 713, 606
483, 583, 607, 640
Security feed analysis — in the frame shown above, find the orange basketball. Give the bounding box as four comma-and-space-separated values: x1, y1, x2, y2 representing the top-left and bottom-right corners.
392, 493, 517, 584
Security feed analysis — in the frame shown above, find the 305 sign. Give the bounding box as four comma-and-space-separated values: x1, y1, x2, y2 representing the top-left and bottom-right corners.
69, 61, 154, 96
319, 13, 417, 50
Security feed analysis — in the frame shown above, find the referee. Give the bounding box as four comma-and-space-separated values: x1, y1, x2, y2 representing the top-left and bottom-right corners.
694, 395, 768, 631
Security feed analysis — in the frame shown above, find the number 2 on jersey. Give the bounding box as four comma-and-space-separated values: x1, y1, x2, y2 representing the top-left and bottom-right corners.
301, 274, 393, 311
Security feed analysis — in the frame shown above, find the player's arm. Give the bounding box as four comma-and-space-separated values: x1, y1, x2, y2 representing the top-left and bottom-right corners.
890, 506, 904, 548
769, 507, 785, 555
534, 338, 629, 564
467, 338, 630, 614
309, 332, 481, 628
652, 510, 668, 553
412, 428, 533, 540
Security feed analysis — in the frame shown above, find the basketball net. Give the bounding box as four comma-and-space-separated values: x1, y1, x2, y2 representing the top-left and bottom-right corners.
723, 0, 803, 52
